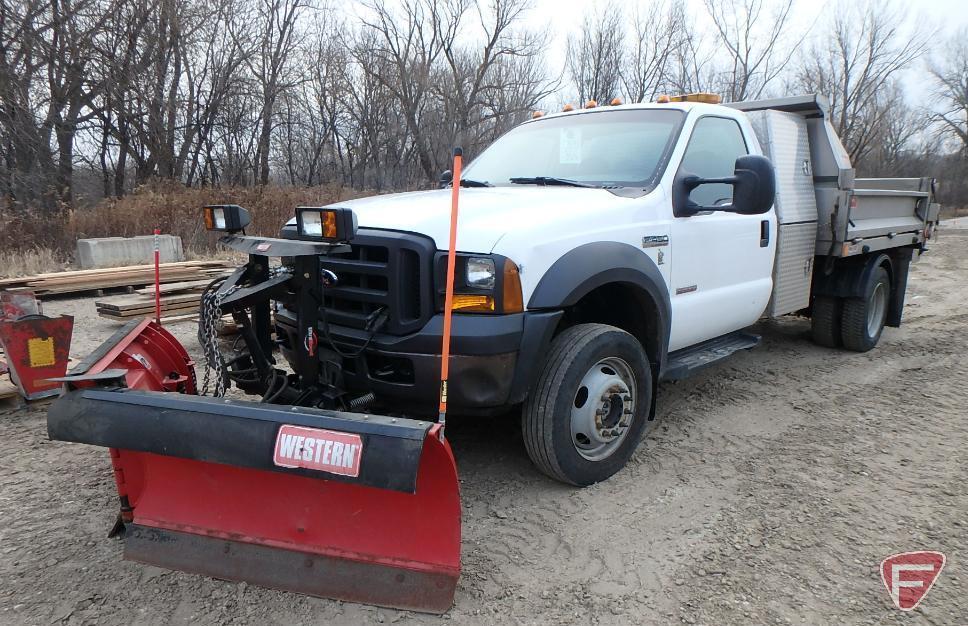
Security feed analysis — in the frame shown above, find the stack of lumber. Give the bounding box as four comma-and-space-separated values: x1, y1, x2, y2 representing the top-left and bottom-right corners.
95, 292, 204, 321
0, 261, 232, 297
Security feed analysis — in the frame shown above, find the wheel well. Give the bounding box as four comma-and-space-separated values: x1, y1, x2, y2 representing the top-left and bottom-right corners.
556, 283, 662, 367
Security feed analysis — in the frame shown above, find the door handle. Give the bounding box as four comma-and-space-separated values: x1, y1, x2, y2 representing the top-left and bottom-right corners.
760, 220, 770, 247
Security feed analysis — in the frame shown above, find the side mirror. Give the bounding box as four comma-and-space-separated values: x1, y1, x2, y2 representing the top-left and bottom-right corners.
439, 169, 453, 188
673, 155, 775, 216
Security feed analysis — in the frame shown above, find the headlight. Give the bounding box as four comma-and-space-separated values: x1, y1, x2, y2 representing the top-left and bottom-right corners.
438, 256, 523, 314
203, 204, 251, 233
465, 257, 495, 289
295, 207, 357, 242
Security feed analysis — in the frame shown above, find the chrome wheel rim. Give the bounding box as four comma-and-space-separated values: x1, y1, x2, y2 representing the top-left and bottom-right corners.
570, 356, 635, 461
868, 282, 888, 337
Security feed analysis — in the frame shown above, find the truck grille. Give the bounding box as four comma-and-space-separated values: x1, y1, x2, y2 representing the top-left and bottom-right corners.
317, 229, 436, 335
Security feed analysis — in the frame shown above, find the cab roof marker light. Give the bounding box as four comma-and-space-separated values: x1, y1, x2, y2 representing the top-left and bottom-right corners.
668, 92, 722, 104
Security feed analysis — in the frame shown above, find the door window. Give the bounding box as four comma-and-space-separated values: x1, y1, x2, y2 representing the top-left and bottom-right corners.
678, 117, 748, 207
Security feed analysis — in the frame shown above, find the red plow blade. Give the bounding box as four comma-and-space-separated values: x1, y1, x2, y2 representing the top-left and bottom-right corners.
48, 321, 462, 613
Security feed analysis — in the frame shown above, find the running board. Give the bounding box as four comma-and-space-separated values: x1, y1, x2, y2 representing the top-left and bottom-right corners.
661, 332, 760, 381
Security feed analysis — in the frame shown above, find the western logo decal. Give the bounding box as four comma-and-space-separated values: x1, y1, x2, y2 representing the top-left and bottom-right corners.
274, 425, 363, 477
304, 326, 317, 357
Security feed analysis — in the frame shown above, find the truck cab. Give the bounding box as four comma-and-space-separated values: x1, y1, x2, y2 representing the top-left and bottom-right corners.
276, 93, 939, 486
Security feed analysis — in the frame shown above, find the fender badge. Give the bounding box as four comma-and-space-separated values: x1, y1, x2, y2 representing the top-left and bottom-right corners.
642, 235, 669, 248
657, 249, 665, 265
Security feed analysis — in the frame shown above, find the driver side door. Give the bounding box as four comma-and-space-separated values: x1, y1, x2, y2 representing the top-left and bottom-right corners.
668, 115, 775, 351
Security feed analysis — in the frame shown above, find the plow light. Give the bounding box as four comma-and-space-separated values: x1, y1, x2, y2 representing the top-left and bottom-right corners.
296, 207, 357, 242
203, 205, 251, 233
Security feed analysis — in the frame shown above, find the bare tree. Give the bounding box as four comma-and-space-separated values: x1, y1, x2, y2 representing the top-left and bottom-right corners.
247, 0, 309, 186
621, 0, 686, 103
794, 0, 929, 163
703, 0, 803, 102
928, 28, 968, 157
566, 2, 623, 104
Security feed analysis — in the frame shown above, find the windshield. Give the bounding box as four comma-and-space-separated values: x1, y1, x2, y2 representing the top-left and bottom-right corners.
463, 109, 685, 188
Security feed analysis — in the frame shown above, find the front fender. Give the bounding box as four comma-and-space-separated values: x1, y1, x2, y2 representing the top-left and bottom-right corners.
527, 241, 672, 368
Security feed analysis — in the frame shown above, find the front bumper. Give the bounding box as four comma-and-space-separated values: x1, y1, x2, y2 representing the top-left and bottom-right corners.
275, 309, 562, 414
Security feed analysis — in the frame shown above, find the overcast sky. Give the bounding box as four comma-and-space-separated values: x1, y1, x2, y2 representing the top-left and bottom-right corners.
525, 0, 967, 99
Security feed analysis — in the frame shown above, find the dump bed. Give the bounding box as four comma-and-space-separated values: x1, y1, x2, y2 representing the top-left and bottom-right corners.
728, 95, 941, 258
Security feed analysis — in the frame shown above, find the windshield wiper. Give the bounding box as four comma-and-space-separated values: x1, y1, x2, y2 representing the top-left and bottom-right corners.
508, 176, 599, 188
459, 178, 491, 188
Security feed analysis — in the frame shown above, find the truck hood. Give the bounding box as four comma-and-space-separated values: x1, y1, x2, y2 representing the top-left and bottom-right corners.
327, 187, 638, 252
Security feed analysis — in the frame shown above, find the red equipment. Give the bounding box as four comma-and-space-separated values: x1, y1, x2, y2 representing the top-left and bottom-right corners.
0, 315, 73, 400
48, 218, 464, 612
0, 291, 42, 323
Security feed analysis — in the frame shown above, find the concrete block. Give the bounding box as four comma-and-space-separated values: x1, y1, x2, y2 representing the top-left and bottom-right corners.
76, 235, 185, 269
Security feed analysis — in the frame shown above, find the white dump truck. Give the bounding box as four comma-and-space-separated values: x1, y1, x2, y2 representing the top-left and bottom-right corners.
272, 93, 942, 485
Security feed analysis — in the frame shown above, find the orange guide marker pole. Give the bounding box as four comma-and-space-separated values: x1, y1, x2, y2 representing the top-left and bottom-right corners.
153, 228, 162, 324
438, 148, 463, 429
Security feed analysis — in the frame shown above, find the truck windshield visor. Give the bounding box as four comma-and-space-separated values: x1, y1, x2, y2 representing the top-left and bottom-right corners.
463, 109, 685, 189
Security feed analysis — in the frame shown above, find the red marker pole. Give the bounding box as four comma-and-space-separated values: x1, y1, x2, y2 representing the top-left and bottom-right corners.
438, 147, 463, 432
153, 228, 162, 324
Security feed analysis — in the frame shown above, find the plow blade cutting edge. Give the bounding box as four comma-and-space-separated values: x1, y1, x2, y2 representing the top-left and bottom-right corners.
47, 322, 461, 614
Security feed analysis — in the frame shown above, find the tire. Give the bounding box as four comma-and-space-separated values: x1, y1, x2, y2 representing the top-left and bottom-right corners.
841, 266, 890, 352
811, 296, 842, 348
522, 323, 653, 486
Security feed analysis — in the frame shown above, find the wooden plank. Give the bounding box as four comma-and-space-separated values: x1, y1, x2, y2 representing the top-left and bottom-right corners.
31, 269, 227, 294
0, 260, 230, 283
0, 261, 233, 293
97, 304, 199, 321
134, 280, 212, 296
27, 266, 226, 287
95, 292, 201, 312
96, 302, 200, 318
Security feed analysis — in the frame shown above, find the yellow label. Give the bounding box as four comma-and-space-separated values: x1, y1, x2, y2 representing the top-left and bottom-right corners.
27, 337, 55, 367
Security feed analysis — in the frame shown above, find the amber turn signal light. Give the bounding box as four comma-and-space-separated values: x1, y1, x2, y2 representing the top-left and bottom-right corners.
502, 259, 523, 313
452, 294, 495, 312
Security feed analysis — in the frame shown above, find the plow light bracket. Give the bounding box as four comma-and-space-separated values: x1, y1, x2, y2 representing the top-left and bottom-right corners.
296, 207, 357, 242
204, 205, 251, 233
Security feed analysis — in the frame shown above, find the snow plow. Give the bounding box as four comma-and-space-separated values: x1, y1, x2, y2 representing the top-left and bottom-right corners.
47, 201, 462, 613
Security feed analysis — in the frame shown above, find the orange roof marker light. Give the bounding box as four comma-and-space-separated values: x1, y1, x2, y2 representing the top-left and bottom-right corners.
655, 94, 671, 103
562, 104, 575, 112
669, 92, 722, 104
610, 97, 623, 106
584, 99, 598, 109
532, 110, 544, 119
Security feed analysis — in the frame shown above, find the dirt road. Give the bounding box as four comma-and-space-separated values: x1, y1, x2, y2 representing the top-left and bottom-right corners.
1, 230, 966, 625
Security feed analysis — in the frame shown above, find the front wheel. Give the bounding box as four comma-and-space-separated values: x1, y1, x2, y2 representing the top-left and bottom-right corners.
522, 324, 653, 486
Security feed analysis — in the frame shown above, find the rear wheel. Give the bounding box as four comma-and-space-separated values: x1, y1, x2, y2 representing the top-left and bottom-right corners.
522, 324, 652, 486
810, 296, 842, 348
841, 266, 890, 352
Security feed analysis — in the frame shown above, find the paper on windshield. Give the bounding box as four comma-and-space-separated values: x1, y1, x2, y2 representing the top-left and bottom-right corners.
559, 128, 582, 164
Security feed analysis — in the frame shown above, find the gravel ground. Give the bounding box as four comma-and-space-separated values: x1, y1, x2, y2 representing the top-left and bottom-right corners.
0, 229, 966, 625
